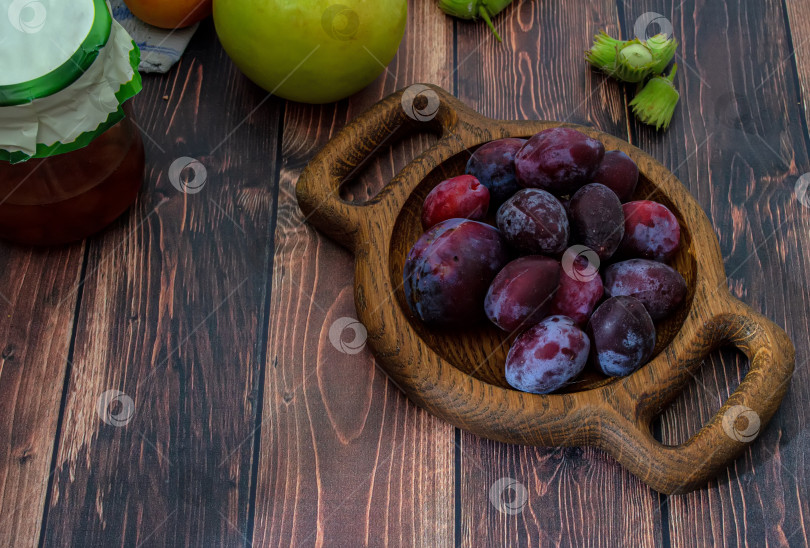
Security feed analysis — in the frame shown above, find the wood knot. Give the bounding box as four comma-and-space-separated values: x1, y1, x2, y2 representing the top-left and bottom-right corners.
1, 344, 14, 360
18, 448, 33, 465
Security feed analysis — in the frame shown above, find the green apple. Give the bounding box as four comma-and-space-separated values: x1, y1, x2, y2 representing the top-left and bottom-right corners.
213, 0, 408, 104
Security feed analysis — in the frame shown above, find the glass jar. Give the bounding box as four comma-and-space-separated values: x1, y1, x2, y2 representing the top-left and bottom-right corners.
0, 0, 144, 245
0, 107, 144, 245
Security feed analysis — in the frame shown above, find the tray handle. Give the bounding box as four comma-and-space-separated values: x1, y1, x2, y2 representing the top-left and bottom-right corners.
296, 85, 476, 250
599, 290, 794, 494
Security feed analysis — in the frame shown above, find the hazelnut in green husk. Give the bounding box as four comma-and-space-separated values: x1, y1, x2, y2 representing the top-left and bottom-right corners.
585, 31, 627, 72
586, 31, 678, 83
614, 40, 656, 83
586, 29, 680, 131
438, 0, 514, 42
645, 33, 678, 73
630, 65, 680, 130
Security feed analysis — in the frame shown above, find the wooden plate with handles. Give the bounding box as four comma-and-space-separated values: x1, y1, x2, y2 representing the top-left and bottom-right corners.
296, 84, 794, 494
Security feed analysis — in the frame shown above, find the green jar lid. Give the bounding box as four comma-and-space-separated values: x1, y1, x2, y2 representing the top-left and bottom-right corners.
0, 0, 142, 163
0, 0, 112, 105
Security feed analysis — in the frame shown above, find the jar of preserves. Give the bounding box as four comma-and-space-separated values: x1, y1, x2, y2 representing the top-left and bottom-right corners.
0, 0, 144, 245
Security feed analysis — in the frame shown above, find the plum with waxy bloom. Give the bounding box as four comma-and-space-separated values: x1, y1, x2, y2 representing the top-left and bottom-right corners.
466, 138, 526, 207
403, 219, 508, 327
485, 256, 561, 332
568, 183, 625, 260
496, 188, 569, 255
505, 315, 591, 394
549, 253, 604, 325
514, 128, 605, 195
619, 200, 680, 261
588, 296, 656, 377
604, 259, 686, 320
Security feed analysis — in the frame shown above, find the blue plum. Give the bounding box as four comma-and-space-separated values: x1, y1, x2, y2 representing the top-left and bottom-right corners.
421, 174, 490, 230
594, 150, 639, 202
603, 259, 686, 320
496, 189, 569, 255
505, 315, 590, 394
587, 296, 656, 377
466, 138, 526, 207
619, 200, 681, 261
403, 219, 508, 327
484, 256, 561, 332
514, 128, 605, 195
568, 183, 624, 260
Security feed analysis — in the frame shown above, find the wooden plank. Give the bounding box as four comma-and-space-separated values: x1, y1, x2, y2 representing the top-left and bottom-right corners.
783, 0, 810, 536
455, 1, 664, 546
40, 21, 282, 546
0, 244, 84, 548
250, 1, 456, 546
784, 0, 810, 121
619, 0, 810, 546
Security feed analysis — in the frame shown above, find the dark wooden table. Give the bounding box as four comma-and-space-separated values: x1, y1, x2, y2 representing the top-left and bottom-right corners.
2, 1, 809, 546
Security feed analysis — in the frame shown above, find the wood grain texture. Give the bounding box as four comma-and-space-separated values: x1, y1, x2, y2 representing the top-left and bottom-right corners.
0, 245, 84, 548
619, 0, 810, 545
39, 21, 282, 546
251, 1, 456, 546
453, 1, 664, 545
785, 0, 810, 122
785, 15, 810, 546
1, 0, 808, 546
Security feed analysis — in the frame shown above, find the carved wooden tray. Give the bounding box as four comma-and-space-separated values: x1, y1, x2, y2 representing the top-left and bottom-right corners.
296, 84, 794, 494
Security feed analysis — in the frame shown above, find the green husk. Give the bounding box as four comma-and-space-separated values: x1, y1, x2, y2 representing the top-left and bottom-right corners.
614, 40, 656, 83
587, 35, 656, 83
585, 31, 627, 72
630, 64, 680, 130
586, 30, 680, 131
586, 31, 677, 83
438, 0, 514, 42
645, 33, 678, 73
